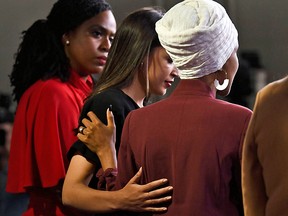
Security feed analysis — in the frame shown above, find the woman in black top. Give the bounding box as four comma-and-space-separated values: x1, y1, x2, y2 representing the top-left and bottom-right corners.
62, 7, 178, 213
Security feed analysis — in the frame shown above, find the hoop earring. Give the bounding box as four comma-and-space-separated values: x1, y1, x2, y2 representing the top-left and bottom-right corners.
214, 70, 229, 91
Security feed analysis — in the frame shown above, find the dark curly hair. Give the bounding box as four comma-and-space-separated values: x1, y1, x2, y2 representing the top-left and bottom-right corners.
10, 0, 112, 103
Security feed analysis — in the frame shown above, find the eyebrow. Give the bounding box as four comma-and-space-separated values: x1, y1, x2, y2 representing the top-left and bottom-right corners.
91, 24, 116, 36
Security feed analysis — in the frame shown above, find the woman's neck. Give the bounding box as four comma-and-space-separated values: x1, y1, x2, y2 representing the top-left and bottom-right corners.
121, 74, 146, 108
198, 73, 217, 97
70, 68, 90, 81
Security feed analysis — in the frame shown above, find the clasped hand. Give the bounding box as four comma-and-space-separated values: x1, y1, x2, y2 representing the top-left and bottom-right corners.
77, 108, 117, 169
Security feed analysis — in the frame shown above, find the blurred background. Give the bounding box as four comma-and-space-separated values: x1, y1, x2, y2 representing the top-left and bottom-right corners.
1, 0, 288, 106
1, 0, 288, 110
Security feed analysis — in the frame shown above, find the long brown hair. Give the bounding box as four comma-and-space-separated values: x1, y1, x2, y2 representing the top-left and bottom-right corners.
90, 7, 164, 97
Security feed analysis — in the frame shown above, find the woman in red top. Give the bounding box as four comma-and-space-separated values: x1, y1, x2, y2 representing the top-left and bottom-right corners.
6, 0, 170, 215
6, 0, 116, 215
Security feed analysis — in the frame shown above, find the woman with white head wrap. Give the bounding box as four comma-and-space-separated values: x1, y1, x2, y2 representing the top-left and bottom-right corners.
108, 0, 252, 215
71, 1, 253, 215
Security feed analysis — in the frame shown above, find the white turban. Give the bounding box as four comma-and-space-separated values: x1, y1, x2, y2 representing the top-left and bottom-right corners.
155, 0, 238, 79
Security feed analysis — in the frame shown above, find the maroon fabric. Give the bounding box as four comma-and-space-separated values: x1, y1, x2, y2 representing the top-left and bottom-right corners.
6, 70, 93, 215
115, 79, 252, 216
96, 168, 117, 191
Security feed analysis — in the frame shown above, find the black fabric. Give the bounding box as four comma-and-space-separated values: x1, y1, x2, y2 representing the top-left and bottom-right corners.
67, 87, 139, 164
67, 88, 139, 191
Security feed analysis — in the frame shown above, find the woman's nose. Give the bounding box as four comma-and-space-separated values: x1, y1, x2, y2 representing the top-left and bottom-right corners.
172, 66, 180, 77
100, 37, 111, 52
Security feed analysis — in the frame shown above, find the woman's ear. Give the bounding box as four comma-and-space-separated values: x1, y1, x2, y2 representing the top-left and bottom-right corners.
62, 33, 70, 46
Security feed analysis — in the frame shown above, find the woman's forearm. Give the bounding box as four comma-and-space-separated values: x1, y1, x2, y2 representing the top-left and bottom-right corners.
62, 181, 122, 212
96, 146, 117, 170
62, 154, 120, 212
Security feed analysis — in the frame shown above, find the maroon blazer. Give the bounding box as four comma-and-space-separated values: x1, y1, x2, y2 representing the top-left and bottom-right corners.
242, 76, 288, 216
115, 79, 252, 216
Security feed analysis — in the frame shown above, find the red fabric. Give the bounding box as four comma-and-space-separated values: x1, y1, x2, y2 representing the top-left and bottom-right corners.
23, 187, 89, 216
6, 71, 93, 215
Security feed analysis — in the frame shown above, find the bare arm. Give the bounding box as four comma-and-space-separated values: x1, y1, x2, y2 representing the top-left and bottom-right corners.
62, 154, 172, 213
62, 154, 117, 212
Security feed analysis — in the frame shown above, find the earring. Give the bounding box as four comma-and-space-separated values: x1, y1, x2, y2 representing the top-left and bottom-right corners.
214, 69, 229, 91
65, 40, 70, 45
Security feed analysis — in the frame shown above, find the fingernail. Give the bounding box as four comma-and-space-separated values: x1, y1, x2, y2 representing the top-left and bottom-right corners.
109, 104, 112, 111
162, 178, 168, 183
168, 186, 173, 190
166, 196, 172, 200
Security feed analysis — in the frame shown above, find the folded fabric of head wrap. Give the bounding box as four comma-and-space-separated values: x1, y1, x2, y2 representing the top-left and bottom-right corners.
155, 0, 238, 79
